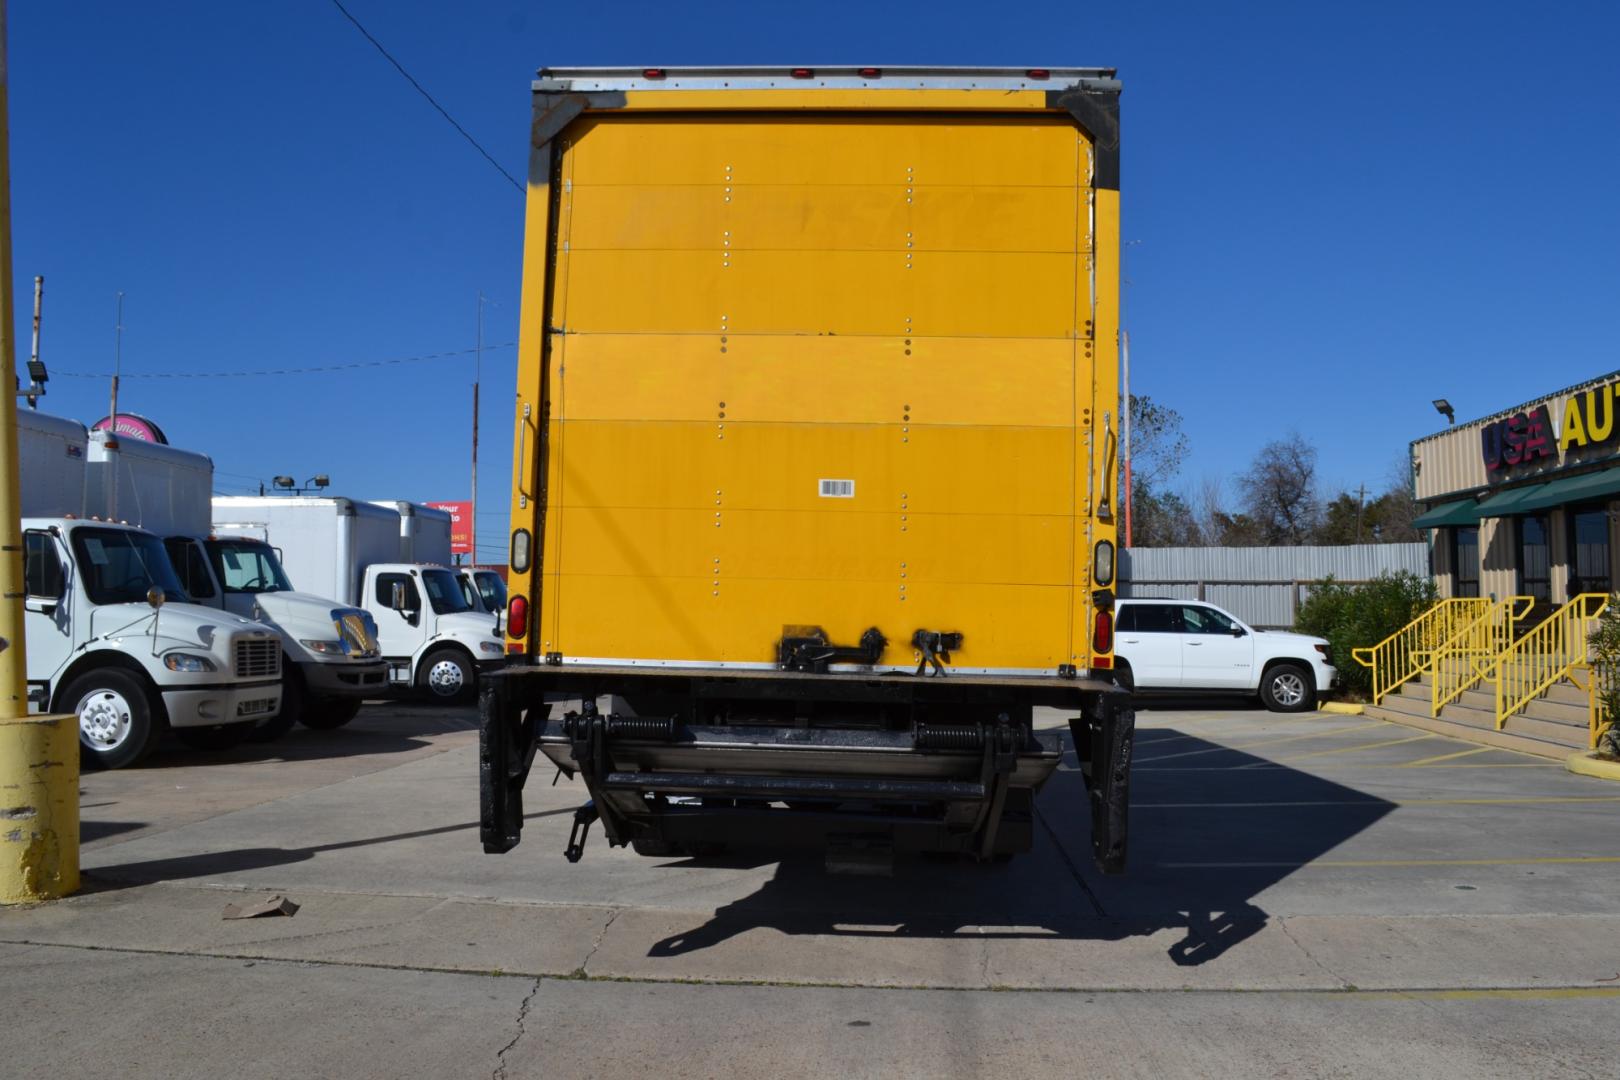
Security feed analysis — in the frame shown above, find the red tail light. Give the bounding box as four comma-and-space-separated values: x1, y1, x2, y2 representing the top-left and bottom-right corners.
1092, 609, 1114, 654
1026, 68, 1051, 80
790, 68, 814, 79
507, 595, 529, 638
642, 68, 666, 80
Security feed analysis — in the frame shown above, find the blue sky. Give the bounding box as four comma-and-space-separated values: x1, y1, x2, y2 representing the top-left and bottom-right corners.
11, 2, 1619, 560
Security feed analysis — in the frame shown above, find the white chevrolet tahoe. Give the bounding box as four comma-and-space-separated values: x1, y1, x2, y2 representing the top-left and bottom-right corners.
1111, 598, 1337, 712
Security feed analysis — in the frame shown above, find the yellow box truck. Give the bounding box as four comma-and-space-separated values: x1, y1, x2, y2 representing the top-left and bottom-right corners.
481, 65, 1132, 872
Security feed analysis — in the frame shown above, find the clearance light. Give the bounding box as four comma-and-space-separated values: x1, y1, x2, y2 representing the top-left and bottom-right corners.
642, 68, 666, 80
1092, 609, 1114, 654
507, 595, 529, 639
790, 68, 814, 79
1026, 69, 1051, 80
858, 67, 882, 78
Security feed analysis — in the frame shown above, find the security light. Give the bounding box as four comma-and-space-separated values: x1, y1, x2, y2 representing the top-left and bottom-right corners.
26, 359, 47, 384
273, 476, 295, 489
312, 475, 330, 489
1432, 399, 1455, 425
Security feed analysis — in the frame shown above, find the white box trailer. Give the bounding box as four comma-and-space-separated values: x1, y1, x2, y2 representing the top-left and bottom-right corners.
371, 500, 454, 565
85, 429, 210, 535
213, 496, 501, 701
19, 411, 86, 518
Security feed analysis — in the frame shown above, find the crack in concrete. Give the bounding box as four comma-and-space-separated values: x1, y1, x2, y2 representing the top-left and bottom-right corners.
492, 976, 542, 1080
1275, 917, 1347, 988
579, 907, 622, 975
1033, 803, 1108, 918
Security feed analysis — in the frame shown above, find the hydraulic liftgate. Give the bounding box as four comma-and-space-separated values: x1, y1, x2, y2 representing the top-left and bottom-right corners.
480, 665, 1133, 873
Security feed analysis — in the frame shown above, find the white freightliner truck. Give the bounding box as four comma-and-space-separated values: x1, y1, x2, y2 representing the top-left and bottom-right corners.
84, 433, 392, 740
212, 496, 504, 702
22, 412, 284, 768
372, 500, 507, 634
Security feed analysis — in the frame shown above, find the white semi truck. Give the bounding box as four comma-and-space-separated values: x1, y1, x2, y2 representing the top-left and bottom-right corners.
87, 431, 388, 741
22, 412, 284, 768
212, 496, 504, 702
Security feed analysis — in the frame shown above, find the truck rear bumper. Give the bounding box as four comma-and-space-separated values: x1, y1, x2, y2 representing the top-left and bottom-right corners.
480, 664, 1133, 872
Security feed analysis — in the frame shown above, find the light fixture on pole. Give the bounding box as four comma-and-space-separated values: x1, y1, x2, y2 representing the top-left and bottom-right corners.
1432, 399, 1455, 426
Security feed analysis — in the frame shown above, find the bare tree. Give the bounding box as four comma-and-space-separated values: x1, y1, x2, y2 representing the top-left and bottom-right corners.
1238, 435, 1321, 545
1128, 396, 1191, 490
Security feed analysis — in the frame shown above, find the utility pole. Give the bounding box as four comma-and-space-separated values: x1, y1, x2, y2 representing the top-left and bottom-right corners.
106, 291, 123, 519
25, 274, 38, 409
0, 0, 79, 904
1355, 483, 1368, 543
471, 292, 484, 569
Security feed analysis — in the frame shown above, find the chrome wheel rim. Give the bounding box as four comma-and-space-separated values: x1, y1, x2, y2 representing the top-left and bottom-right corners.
77, 689, 134, 750
1271, 672, 1307, 707
427, 659, 464, 697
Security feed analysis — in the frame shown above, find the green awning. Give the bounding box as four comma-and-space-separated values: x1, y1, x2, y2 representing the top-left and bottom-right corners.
1474, 482, 1549, 518
1410, 498, 1481, 529
1513, 466, 1620, 513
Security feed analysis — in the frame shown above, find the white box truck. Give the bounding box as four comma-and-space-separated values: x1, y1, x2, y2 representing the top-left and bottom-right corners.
23, 413, 283, 768
372, 501, 454, 565
458, 567, 507, 635
213, 496, 504, 702
87, 431, 389, 741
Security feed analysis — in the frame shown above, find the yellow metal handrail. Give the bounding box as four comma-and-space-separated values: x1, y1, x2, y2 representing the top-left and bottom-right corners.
1585, 657, 1616, 750
1492, 593, 1611, 730
1419, 596, 1534, 716
1351, 597, 1494, 704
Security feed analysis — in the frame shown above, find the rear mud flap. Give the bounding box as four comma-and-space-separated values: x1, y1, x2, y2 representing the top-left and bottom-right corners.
1068, 688, 1134, 874
479, 672, 543, 854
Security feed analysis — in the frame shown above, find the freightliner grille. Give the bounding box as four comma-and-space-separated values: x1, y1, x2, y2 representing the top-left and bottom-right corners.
234, 638, 281, 679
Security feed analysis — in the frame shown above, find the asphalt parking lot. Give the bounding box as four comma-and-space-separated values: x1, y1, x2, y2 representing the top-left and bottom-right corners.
3, 699, 1618, 1078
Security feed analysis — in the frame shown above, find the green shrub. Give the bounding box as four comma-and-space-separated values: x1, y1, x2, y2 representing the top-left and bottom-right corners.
1295, 571, 1438, 698
1588, 605, 1620, 758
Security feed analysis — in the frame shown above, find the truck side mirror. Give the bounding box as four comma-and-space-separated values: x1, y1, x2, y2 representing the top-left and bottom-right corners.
391, 582, 407, 610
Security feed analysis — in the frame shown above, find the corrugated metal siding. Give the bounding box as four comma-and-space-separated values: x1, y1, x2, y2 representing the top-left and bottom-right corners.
1119, 543, 1429, 629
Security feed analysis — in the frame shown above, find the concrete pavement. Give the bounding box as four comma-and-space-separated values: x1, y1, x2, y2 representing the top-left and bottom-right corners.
2, 698, 1619, 1077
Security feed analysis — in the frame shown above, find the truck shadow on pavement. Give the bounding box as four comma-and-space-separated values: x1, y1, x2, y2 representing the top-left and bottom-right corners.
646, 727, 1394, 969
134, 705, 478, 770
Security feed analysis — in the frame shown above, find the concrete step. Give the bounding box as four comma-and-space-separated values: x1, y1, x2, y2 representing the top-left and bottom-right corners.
1363, 702, 1581, 760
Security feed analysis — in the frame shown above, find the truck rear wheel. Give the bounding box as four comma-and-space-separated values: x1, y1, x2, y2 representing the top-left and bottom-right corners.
64, 669, 162, 770
418, 647, 474, 704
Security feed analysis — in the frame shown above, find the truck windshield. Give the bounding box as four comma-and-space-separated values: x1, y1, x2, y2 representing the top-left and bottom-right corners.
475, 572, 506, 612
70, 527, 190, 606
207, 539, 294, 595
421, 569, 473, 614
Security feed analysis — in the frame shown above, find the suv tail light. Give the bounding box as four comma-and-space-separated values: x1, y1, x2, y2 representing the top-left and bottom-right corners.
1093, 609, 1114, 654
507, 595, 529, 639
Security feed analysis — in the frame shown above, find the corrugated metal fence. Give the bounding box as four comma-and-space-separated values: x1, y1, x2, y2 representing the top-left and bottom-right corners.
1119, 544, 1430, 629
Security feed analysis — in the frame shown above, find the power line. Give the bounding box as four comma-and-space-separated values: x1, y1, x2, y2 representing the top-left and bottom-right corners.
57, 343, 516, 380
328, 0, 523, 194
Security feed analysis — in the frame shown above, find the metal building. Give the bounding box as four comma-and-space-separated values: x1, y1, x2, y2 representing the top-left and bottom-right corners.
1119, 543, 1429, 628
1411, 372, 1620, 603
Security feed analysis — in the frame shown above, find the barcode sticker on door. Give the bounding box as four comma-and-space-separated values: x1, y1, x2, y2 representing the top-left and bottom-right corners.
819, 479, 855, 498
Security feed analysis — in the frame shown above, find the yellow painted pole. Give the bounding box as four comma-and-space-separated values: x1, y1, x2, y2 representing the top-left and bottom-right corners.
0, 0, 79, 904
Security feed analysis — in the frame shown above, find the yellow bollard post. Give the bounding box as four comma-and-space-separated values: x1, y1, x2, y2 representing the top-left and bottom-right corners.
0, 0, 78, 904
0, 715, 78, 902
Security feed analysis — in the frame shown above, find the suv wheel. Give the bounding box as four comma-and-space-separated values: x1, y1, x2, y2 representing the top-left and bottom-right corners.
1260, 662, 1313, 713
